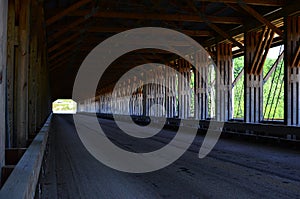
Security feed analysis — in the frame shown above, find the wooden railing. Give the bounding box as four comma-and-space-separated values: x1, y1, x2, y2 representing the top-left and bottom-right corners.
0, 114, 52, 199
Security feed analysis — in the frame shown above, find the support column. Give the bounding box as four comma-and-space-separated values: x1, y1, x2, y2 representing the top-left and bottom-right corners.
285, 15, 300, 126
154, 69, 159, 117
142, 82, 147, 116
14, 0, 31, 147
28, 0, 39, 137
155, 66, 165, 117
178, 59, 191, 119
6, 0, 15, 147
126, 79, 131, 115
166, 63, 176, 118
194, 50, 209, 120
146, 70, 155, 116
216, 43, 233, 121
244, 27, 274, 123
0, 0, 8, 171
137, 79, 143, 116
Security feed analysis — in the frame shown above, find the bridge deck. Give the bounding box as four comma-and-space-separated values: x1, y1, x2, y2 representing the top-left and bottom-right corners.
40, 115, 300, 199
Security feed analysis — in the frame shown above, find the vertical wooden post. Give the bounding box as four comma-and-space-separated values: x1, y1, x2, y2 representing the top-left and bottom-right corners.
166, 63, 176, 118
6, 0, 16, 147
244, 31, 264, 123
14, 0, 31, 147
195, 50, 209, 120
0, 0, 8, 172
178, 60, 183, 118
28, 0, 38, 138
178, 59, 191, 119
142, 82, 147, 116
244, 27, 274, 123
284, 15, 300, 126
216, 43, 233, 121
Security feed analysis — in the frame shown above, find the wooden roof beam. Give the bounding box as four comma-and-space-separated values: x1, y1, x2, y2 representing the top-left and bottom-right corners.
206, 22, 244, 49
48, 17, 87, 41
46, 0, 93, 26
48, 32, 81, 53
68, 10, 243, 24
49, 41, 81, 61
195, 0, 285, 6
238, 3, 283, 37
188, 0, 244, 49
87, 26, 212, 37
48, 3, 100, 42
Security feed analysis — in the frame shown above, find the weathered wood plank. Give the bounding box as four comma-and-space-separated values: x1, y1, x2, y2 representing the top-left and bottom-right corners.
14, 0, 30, 147
0, 0, 8, 174
6, 0, 15, 148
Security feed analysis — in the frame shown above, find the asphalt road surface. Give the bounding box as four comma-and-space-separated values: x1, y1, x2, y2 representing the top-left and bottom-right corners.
40, 114, 300, 199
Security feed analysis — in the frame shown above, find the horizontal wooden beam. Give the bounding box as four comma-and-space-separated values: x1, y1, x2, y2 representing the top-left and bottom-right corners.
86, 26, 212, 37
46, 0, 92, 26
195, 0, 285, 6
68, 10, 243, 24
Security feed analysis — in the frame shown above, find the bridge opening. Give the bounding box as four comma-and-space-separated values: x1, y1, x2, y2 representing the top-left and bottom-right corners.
52, 99, 77, 114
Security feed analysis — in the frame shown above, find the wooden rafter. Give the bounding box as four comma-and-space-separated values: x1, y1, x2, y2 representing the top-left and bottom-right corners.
238, 3, 283, 37
48, 32, 81, 53
48, 3, 99, 42
48, 18, 87, 41
195, 0, 285, 6
206, 22, 244, 49
67, 10, 243, 24
49, 41, 81, 61
188, 0, 244, 49
49, 50, 74, 66
86, 26, 212, 37
46, 0, 92, 26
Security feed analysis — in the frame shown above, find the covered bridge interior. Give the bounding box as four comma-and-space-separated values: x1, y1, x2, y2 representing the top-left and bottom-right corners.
0, 0, 299, 198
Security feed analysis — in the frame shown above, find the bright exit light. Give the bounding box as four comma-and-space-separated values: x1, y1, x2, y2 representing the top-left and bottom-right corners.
52, 99, 77, 114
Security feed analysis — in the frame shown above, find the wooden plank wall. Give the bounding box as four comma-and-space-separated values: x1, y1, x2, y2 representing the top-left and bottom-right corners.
0, 0, 8, 174
6, 0, 51, 148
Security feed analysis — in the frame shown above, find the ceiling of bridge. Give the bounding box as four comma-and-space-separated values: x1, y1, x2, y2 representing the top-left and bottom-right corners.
44, 0, 296, 99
